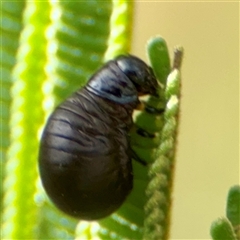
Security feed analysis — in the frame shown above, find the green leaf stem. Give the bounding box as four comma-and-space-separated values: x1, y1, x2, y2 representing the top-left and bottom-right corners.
143, 42, 183, 240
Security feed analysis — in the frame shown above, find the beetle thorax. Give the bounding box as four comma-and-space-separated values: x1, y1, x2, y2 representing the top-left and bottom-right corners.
86, 61, 139, 105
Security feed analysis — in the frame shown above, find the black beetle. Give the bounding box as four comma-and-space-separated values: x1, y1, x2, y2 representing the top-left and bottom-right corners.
38, 55, 158, 220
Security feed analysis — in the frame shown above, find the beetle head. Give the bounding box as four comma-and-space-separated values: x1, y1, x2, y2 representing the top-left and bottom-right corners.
116, 55, 159, 97
86, 55, 159, 105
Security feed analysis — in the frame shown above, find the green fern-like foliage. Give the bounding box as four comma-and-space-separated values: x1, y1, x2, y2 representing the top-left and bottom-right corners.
2, 2, 52, 238
210, 185, 240, 240
0, 1, 26, 213
1, 1, 182, 239
144, 43, 183, 240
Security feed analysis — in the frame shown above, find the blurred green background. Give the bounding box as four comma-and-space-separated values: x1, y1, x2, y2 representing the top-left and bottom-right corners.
131, 2, 239, 239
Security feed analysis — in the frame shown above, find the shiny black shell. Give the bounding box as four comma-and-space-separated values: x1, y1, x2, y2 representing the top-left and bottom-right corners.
38, 55, 158, 220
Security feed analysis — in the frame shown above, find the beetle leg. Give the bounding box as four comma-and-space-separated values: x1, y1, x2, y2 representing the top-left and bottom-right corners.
130, 148, 147, 166
136, 127, 155, 138
135, 100, 145, 110
136, 100, 165, 114
145, 105, 165, 114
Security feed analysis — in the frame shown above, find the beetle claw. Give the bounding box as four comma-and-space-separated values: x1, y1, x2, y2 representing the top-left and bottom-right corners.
130, 148, 147, 166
